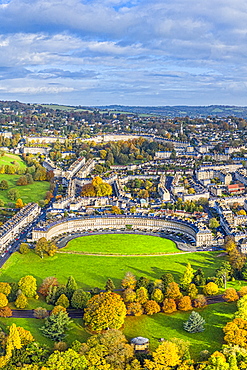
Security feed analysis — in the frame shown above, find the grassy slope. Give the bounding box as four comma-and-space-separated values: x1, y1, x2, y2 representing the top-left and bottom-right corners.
64, 234, 179, 255
124, 302, 236, 359
0, 154, 26, 168
0, 175, 50, 204
1, 250, 224, 290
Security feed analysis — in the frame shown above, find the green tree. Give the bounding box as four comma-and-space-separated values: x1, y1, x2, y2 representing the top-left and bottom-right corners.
122, 272, 137, 290
184, 311, 205, 333
105, 278, 115, 292
209, 218, 220, 230
19, 243, 30, 254
151, 288, 164, 303
40, 311, 71, 341
0, 180, 8, 190
66, 276, 78, 299
84, 292, 126, 332
7, 188, 19, 201
71, 289, 91, 309
136, 287, 149, 304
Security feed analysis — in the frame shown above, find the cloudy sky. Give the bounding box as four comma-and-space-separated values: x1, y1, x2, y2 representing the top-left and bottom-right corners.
0, 0, 246, 106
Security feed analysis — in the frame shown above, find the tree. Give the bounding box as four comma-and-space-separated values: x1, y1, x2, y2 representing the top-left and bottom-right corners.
105, 278, 115, 292
19, 243, 30, 254
180, 263, 194, 289
235, 295, 247, 320
0, 282, 11, 296
15, 198, 24, 208
223, 318, 247, 348
193, 294, 207, 308
7, 188, 19, 200
178, 296, 193, 311
209, 218, 220, 229
126, 302, 143, 316
204, 352, 230, 370
144, 300, 161, 315
192, 268, 205, 286
223, 288, 239, 302
51, 305, 67, 315
40, 311, 71, 341
55, 294, 70, 309
0, 293, 8, 308
38, 276, 59, 296
187, 283, 198, 299
15, 293, 27, 309
122, 272, 137, 290
122, 288, 137, 303
136, 287, 149, 304
45, 348, 87, 370
71, 289, 91, 309
239, 285, 247, 297
166, 282, 182, 300
0, 180, 8, 190
18, 275, 37, 298
66, 276, 78, 299
33, 307, 49, 319
111, 206, 122, 214
184, 311, 205, 333
162, 298, 177, 313
84, 292, 126, 332
144, 340, 180, 369
35, 237, 57, 258
151, 288, 164, 303
203, 282, 219, 296
0, 306, 12, 317
17, 175, 28, 186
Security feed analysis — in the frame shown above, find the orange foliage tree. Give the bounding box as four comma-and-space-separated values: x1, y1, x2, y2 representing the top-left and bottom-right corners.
162, 298, 177, 314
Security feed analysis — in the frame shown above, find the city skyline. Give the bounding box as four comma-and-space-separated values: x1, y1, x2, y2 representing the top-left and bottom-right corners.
0, 0, 246, 106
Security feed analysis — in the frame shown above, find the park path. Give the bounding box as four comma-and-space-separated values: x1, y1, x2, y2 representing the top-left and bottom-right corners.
57, 250, 195, 257
9, 295, 225, 319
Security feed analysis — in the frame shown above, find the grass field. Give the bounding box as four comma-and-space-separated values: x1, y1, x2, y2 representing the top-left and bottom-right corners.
0, 175, 50, 205
0, 249, 224, 290
124, 302, 236, 359
0, 153, 26, 169
0, 302, 235, 357
64, 234, 179, 255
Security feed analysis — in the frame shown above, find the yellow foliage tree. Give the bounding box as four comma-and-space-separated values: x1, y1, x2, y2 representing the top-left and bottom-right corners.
15, 198, 24, 208
144, 341, 181, 369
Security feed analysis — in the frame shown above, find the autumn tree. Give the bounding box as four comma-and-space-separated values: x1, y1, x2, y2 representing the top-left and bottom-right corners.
0, 307, 12, 317
203, 282, 219, 296
0, 293, 8, 308
223, 317, 247, 348
45, 348, 88, 370
223, 288, 239, 302
122, 288, 137, 303
166, 282, 182, 300
84, 292, 126, 332
193, 294, 207, 308
178, 296, 193, 311
38, 276, 59, 297
151, 288, 164, 303
180, 263, 194, 289
144, 300, 161, 315
136, 287, 149, 304
0, 282, 11, 297
33, 307, 49, 319
209, 218, 220, 230
187, 283, 198, 299
239, 286, 247, 297
18, 275, 37, 298
235, 295, 247, 320
19, 243, 30, 254
35, 237, 57, 258
15, 198, 24, 208
144, 340, 181, 369
126, 302, 143, 316
55, 294, 70, 309
122, 272, 137, 290
0, 180, 8, 190
162, 298, 177, 314
15, 293, 27, 309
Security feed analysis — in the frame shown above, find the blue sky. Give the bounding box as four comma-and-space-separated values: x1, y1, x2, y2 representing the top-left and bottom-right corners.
0, 0, 246, 106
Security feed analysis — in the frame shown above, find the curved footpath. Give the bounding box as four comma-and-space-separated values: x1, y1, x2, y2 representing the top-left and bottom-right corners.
10, 295, 225, 319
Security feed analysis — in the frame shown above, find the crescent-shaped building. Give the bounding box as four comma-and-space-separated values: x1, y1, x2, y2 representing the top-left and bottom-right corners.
32, 215, 212, 247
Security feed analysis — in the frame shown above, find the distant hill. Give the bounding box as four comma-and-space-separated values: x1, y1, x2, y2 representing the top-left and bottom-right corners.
94, 105, 247, 118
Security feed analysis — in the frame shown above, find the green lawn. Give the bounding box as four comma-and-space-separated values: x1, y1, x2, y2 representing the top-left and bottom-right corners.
0, 153, 26, 169
64, 234, 179, 255
0, 175, 50, 204
124, 302, 237, 359
0, 249, 224, 290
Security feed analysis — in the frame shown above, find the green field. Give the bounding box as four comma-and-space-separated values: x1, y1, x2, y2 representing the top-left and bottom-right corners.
0, 302, 235, 357
124, 302, 236, 359
0, 175, 50, 205
64, 234, 179, 255
0, 249, 224, 290
0, 153, 26, 169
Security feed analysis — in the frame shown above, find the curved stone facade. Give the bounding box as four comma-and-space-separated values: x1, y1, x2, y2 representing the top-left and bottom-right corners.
32, 216, 212, 247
